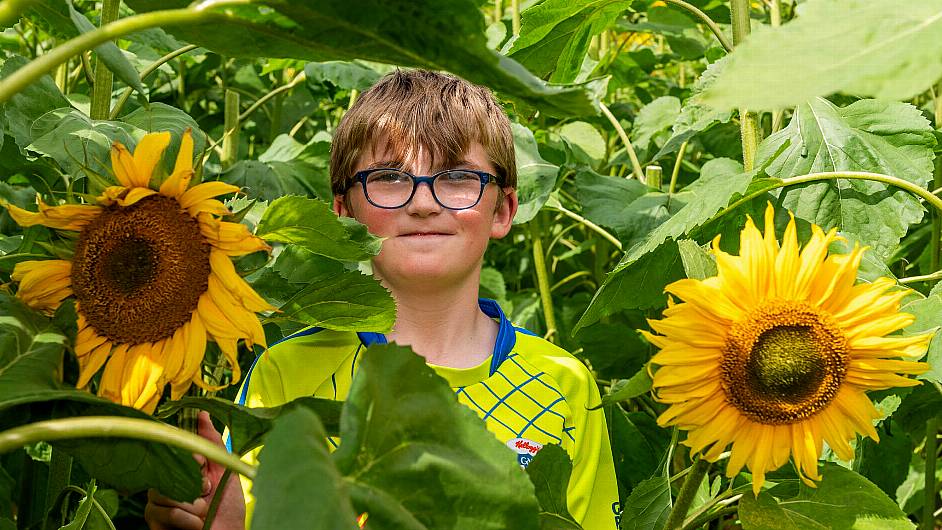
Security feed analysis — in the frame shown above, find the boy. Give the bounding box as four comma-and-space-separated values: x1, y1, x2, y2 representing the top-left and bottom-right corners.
145, 70, 619, 530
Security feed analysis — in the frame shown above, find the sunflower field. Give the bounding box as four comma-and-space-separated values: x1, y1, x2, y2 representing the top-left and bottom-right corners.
0, 0, 941, 528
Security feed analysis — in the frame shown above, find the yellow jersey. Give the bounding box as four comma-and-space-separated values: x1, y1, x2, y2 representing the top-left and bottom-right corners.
231, 299, 620, 529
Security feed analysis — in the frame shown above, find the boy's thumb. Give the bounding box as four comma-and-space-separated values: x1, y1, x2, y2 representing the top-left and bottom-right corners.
196, 410, 225, 447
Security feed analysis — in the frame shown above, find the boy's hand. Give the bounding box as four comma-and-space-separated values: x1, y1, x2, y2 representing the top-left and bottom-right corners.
145, 411, 246, 530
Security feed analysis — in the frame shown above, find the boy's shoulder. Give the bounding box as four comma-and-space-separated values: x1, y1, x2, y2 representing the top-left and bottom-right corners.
255, 326, 361, 377
508, 329, 596, 395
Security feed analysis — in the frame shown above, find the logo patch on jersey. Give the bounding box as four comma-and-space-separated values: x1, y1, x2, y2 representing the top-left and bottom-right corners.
506, 437, 543, 467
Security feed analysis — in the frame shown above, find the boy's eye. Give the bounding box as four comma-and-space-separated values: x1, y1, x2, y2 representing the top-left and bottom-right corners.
368, 170, 410, 184
441, 170, 478, 182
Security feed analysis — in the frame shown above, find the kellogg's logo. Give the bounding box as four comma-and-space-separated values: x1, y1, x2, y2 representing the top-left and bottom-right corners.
506, 437, 543, 467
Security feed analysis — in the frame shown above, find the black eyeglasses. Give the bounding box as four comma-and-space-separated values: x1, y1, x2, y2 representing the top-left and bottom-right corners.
352, 168, 499, 210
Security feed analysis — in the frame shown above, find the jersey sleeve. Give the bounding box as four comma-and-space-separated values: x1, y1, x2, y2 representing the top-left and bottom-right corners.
564, 362, 621, 530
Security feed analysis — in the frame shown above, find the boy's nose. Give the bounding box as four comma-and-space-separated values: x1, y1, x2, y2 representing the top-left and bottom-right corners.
405, 180, 442, 215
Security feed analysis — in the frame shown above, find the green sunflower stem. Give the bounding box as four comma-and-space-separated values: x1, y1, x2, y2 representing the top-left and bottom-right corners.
89, 0, 121, 120
0, 416, 256, 480
222, 89, 240, 170
665, 457, 711, 530
529, 216, 558, 342
923, 417, 938, 530
730, 0, 761, 172
0, 7, 211, 104
600, 101, 645, 181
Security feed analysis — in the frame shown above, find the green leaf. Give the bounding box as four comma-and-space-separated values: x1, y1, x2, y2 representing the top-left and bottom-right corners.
900, 294, 942, 384
739, 463, 914, 530
251, 408, 359, 530
67, 1, 145, 95
27, 109, 142, 185
508, 0, 634, 83
526, 445, 581, 530
278, 265, 396, 332
575, 158, 751, 332
514, 123, 559, 224
120, 103, 206, 156
123, 0, 599, 118
225, 134, 331, 201
759, 98, 935, 258
701, 0, 942, 110
653, 55, 734, 161
558, 121, 606, 163
597, 368, 652, 408
677, 239, 716, 280
574, 241, 685, 332
574, 169, 648, 237
332, 343, 540, 529
610, 409, 670, 492
305, 61, 383, 91
631, 96, 680, 153
156, 395, 343, 455
0, 55, 70, 149
855, 421, 912, 500
58, 480, 97, 530
255, 195, 382, 261
620, 475, 670, 530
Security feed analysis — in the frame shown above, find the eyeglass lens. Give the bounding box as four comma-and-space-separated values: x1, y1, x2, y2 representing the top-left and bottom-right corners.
365, 170, 484, 209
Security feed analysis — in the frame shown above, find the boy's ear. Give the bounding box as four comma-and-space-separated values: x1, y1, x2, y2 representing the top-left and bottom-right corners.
333, 194, 352, 217
490, 187, 518, 239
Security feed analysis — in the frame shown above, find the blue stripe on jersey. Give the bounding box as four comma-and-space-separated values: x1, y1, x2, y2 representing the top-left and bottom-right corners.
226, 326, 325, 452
478, 380, 562, 443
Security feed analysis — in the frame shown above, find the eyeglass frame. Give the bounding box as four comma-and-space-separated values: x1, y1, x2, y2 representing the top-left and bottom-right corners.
350, 167, 502, 210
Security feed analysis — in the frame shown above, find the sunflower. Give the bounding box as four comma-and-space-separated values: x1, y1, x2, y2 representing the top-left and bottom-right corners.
644, 203, 932, 494
4, 130, 275, 413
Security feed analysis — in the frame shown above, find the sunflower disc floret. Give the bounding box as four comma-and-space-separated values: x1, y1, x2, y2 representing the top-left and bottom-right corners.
643, 203, 932, 494
4, 130, 275, 413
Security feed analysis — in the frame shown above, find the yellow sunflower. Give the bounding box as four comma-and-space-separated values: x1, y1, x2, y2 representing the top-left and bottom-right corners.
644, 203, 932, 494
4, 130, 275, 413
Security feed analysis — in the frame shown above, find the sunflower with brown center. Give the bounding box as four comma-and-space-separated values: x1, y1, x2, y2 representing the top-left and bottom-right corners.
644, 203, 932, 494
5, 130, 274, 413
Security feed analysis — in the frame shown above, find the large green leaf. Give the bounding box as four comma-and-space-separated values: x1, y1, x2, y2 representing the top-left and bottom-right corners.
610, 409, 670, 492
758, 98, 936, 259
508, 0, 634, 83
855, 421, 913, 500
575, 158, 752, 332
738, 463, 914, 530
224, 134, 331, 201
701, 0, 942, 110
277, 264, 396, 332
900, 293, 942, 384
123, 0, 599, 118
255, 195, 382, 261
156, 395, 343, 455
251, 408, 359, 530
513, 123, 559, 224
573, 169, 648, 238
631, 96, 680, 153
332, 343, 540, 529
525, 444, 581, 530
0, 56, 70, 149
620, 475, 670, 530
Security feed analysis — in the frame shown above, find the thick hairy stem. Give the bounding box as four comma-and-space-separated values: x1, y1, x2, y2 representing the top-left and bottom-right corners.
510, 0, 520, 35
600, 102, 645, 181
0, 417, 256, 479
222, 89, 240, 170
89, 0, 121, 120
730, 0, 761, 171
664, 458, 711, 530
0, 8, 209, 104
529, 217, 557, 342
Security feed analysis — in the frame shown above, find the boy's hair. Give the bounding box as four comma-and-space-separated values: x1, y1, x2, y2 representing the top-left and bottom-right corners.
330, 69, 516, 196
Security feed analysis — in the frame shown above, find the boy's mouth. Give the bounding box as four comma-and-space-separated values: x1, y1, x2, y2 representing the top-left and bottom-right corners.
400, 231, 453, 237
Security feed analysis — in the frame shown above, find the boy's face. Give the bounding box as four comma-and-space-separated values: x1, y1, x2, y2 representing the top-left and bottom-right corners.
333, 141, 517, 290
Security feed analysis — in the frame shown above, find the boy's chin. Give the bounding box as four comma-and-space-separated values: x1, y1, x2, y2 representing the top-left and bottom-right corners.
377, 261, 477, 289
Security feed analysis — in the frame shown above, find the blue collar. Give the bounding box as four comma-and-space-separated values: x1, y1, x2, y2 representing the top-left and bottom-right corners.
357, 298, 516, 376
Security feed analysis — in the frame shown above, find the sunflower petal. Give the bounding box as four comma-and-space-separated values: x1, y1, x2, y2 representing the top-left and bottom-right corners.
4, 198, 102, 231
12, 260, 73, 313
179, 181, 240, 209
131, 132, 172, 188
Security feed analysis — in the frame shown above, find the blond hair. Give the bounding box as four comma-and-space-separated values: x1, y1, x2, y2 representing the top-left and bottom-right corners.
330, 69, 516, 196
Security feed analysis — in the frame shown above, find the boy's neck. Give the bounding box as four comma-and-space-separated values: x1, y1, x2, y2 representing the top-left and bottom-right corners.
383, 275, 498, 369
